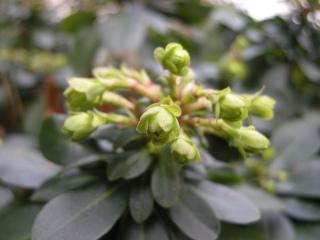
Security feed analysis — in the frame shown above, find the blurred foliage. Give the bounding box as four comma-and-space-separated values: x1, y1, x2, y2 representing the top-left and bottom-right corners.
0, 0, 319, 239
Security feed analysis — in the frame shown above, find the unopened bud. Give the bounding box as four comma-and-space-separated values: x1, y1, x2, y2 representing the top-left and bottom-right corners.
154, 43, 190, 76
171, 135, 200, 164
236, 127, 270, 153
249, 96, 276, 120
218, 94, 248, 121
63, 112, 105, 141
136, 104, 181, 144
64, 78, 105, 110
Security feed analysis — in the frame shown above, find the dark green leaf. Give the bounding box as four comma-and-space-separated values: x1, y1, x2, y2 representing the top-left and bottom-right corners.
151, 150, 181, 208
107, 150, 152, 181
99, 12, 146, 56
285, 199, 320, 221
169, 188, 220, 240
218, 212, 295, 240
32, 185, 127, 240
60, 11, 96, 34
0, 186, 13, 209
0, 146, 60, 188
0, 204, 42, 240
294, 222, 320, 240
193, 181, 260, 224
31, 174, 97, 202
39, 115, 92, 165
236, 185, 284, 211
276, 158, 320, 198
129, 179, 153, 223
120, 218, 169, 240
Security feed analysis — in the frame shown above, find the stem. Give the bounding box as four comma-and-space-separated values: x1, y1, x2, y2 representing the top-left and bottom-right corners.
181, 117, 231, 139
130, 82, 161, 102
168, 74, 181, 100
182, 97, 211, 114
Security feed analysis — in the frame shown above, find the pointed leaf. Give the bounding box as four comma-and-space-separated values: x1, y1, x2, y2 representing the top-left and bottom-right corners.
120, 218, 169, 240
129, 180, 154, 223
0, 204, 41, 240
194, 181, 260, 224
108, 150, 152, 181
0, 146, 61, 189
32, 185, 127, 240
169, 188, 220, 240
151, 151, 181, 208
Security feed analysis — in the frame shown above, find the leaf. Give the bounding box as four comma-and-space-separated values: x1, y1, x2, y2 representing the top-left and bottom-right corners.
39, 115, 92, 165
129, 179, 153, 223
235, 184, 284, 211
260, 212, 295, 240
271, 118, 320, 171
193, 181, 260, 224
276, 158, 320, 198
60, 11, 96, 34
0, 186, 13, 209
31, 174, 97, 202
151, 150, 181, 208
285, 199, 320, 221
169, 187, 220, 240
93, 124, 141, 149
0, 204, 42, 240
218, 212, 295, 240
107, 150, 152, 181
294, 222, 320, 240
32, 185, 127, 240
218, 223, 268, 240
99, 11, 146, 56
0, 146, 61, 189
120, 217, 169, 240
69, 27, 100, 74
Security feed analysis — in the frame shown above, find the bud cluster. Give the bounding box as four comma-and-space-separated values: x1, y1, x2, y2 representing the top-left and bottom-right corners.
63, 43, 276, 166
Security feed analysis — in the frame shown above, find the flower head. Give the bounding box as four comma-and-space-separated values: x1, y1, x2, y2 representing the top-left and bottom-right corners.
154, 43, 190, 76
136, 103, 181, 144
171, 135, 200, 164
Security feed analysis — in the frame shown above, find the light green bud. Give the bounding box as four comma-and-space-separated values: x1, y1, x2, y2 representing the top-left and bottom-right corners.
171, 135, 200, 164
235, 127, 270, 153
64, 78, 105, 111
136, 104, 181, 144
218, 93, 248, 121
63, 112, 106, 141
154, 43, 190, 76
249, 95, 276, 120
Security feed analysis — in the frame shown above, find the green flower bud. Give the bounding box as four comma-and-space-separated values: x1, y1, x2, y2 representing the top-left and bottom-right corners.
136, 104, 181, 144
249, 95, 276, 120
154, 43, 190, 76
63, 112, 106, 141
171, 135, 200, 164
218, 94, 248, 121
64, 78, 105, 110
235, 127, 270, 153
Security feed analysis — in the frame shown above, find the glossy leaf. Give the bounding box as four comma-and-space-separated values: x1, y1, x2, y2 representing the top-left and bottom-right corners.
285, 199, 320, 221
0, 146, 61, 188
120, 218, 169, 240
39, 115, 92, 165
0, 186, 13, 209
194, 181, 260, 224
107, 150, 152, 181
129, 180, 154, 223
169, 188, 220, 240
0, 204, 42, 240
32, 185, 127, 240
151, 150, 181, 208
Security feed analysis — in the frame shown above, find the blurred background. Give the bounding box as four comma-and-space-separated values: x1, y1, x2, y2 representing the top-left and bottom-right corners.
0, 0, 319, 239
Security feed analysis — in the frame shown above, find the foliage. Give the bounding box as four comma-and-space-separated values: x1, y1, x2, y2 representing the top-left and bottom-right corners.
0, 0, 319, 240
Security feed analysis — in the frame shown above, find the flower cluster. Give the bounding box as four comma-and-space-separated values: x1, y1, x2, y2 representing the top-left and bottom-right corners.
63, 43, 276, 163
